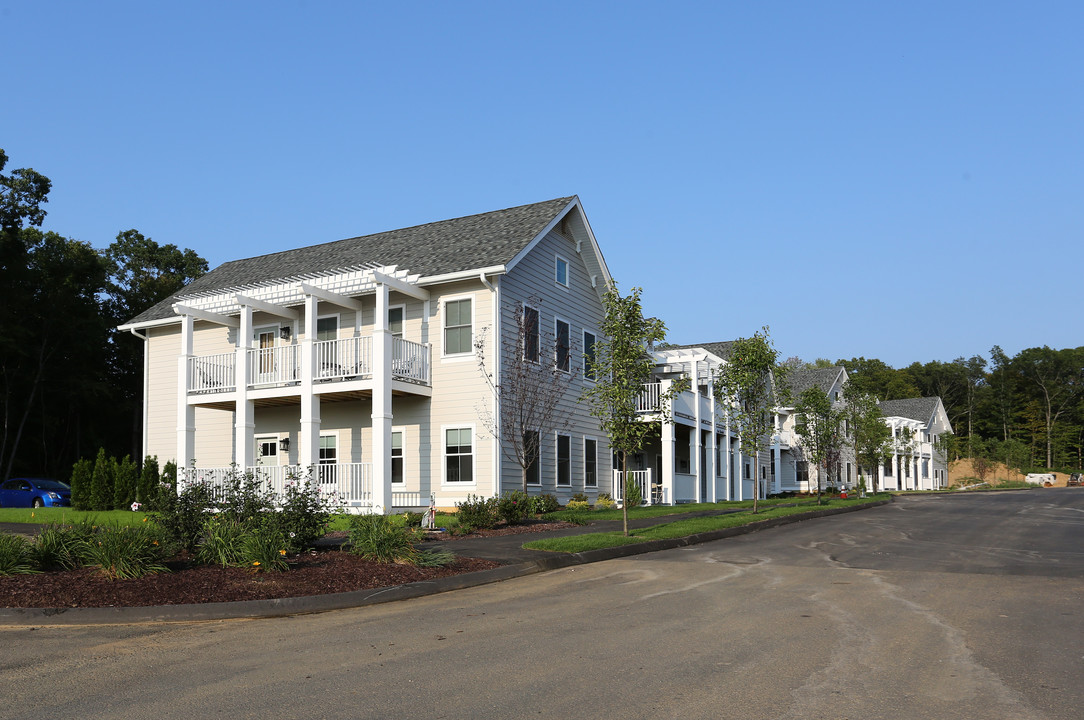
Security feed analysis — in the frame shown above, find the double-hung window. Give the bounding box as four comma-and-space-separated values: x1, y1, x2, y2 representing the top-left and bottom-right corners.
523, 306, 539, 363
584, 438, 597, 488
556, 434, 571, 487
583, 330, 596, 380
319, 434, 337, 485
444, 298, 472, 355
524, 430, 540, 485
391, 431, 404, 484
445, 428, 473, 483
555, 319, 570, 372
555, 255, 569, 287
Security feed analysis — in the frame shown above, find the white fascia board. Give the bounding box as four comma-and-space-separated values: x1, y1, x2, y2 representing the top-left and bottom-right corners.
234, 294, 300, 321
369, 270, 430, 301
569, 197, 614, 290
172, 304, 241, 328
417, 265, 507, 287
504, 198, 575, 274
117, 316, 184, 332
299, 283, 363, 310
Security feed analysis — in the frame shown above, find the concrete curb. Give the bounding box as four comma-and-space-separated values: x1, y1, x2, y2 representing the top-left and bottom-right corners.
0, 499, 889, 626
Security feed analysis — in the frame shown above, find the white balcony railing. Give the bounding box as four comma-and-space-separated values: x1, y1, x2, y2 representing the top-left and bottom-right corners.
315, 337, 373, 381
187, 336, 431, 393
189, 354, 236, 393
248, 344, 301, 386
636, 383, 661, 413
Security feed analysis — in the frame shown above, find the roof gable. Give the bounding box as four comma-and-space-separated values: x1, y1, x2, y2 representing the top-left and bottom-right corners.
878, 396, 943, 426
125, 196, 585, 326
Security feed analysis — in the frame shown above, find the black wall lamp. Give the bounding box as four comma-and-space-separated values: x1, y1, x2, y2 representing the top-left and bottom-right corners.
280, 327, 291, 340
279, 437, 290, 453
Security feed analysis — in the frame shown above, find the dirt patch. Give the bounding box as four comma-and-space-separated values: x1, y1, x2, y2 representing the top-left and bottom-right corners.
948, 459, 1072, 487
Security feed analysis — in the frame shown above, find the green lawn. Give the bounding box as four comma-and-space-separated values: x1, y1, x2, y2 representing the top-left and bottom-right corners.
524, 495, 890, 553
542, 496, 819, 523
0, 507, 153, 527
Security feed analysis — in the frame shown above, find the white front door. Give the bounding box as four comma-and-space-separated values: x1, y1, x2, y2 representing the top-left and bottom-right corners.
255, 437, 280, 467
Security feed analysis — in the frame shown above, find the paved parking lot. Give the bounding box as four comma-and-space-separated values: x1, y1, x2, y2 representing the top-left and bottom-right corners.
2, 489, 1081, 719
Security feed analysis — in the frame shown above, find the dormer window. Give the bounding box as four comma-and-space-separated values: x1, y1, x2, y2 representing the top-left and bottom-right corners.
555, 255, 569, 287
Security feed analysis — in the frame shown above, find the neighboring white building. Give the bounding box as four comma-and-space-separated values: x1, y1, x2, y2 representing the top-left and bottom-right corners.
776, 366, 850, 494
119, 197, 613, 511
877, 397, 952, 491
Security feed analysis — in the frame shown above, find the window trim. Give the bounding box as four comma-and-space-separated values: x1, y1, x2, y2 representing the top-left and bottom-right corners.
524, 429, 541, 486
522, 304, 540, 364
391, 427, 405, 485
583, 436, 598, 488
442, 424, 476, 486
555, 254, 570, 289
387, 304, 406, 339
554, 316, 571, 373
582, 329, 597, 382
556, 432, 572, 487
440, 295, 475, 360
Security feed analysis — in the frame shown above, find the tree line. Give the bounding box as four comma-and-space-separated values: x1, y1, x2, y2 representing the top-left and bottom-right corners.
0, 149, 206, 482
792, 347, 1084, 472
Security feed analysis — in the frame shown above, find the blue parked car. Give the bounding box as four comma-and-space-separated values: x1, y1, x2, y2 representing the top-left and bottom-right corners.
0, 477, 72, 508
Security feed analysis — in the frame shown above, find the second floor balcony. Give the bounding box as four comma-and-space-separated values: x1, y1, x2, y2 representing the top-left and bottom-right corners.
187, 335, 431, 395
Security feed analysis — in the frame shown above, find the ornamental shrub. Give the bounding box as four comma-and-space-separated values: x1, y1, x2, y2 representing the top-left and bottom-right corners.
266, 477, 337, 553
153, 480, 215, 553
113, 455, 139, 510
348, 513, 419, 564
77, 523, 168, 580
401, 511, 423, 527
595, 494, 616, 510
138, 456, 160, 506
195, 515, 249, 568
456, 494, 498, 531
624, 474, 643, 508
90, 447, 114, 511
69, 458, 93, 511
496, 490, 531, 525
565, 499, 591, 512
33, 522, 95, 571
241, 524, 288, 572
0, 534, 38, 576
218, 468, 275, 525
530, 494, 560, 515
571, 492, 589, 503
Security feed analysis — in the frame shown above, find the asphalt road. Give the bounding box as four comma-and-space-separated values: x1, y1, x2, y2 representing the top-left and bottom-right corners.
2, 490, 1081, 720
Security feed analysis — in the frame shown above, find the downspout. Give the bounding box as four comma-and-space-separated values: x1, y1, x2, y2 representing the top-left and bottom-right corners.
479, 272, 500, 499
129, 328, 150, 462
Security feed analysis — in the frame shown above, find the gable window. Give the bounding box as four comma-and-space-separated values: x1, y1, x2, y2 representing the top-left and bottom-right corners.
524, 430, 540, 485
555, 255, 569, 287
445, 427, 473, 483
391, 431, 404, 484
584, 438, 597, 488
523, 306, 539, 363
556, 434, 571, 487
583, 331, 597, 380
443, 298, 472, 355
555, 319, 570, 372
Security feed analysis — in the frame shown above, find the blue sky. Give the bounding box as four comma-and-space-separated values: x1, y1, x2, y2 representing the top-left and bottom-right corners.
5, 1, 1081, 368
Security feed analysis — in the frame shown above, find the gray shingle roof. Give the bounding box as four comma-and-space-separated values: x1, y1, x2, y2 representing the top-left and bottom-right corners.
787, 367, 844, 397
879, 397, 940, 423
126, 196, 576, 325
666, 341, 736, 361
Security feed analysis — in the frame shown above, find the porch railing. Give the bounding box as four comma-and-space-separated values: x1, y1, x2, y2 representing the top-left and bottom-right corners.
186, 336, 431, 392
612, 468, 658, 506
315, 336, 371, 381
248, 344, 301, 386
636, 383, 661, 413
182, 464, 426, 510
189, 354, 236, 393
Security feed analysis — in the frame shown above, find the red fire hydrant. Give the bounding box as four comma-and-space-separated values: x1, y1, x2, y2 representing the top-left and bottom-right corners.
840, 488, 848, 499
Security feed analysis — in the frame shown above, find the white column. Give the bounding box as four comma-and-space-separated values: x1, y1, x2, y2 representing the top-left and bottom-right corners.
708, 374, 718, 503
691, 359, 702, 503
371, 284, 392, 514
724, 409, 732, 502
772, 414, 782, 494
299, 294, 321, 477
235, 306, 255, 470
176, 314, 195, 478
661, 379, 675, 505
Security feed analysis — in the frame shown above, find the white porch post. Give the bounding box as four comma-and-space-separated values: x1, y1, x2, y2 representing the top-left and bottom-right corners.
692, 359, 702, 503
661, 379, 675, 506
235, 305, 255, 470
772, 413, 782, 494
176, 314, 195, 477
372, 284, 392, 514
299, 293, 320, 476
724, 409, 732, 502
708, 373, 718, 503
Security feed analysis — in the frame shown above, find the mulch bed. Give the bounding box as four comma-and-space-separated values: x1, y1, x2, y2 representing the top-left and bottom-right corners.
0, 520, 575, 609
